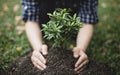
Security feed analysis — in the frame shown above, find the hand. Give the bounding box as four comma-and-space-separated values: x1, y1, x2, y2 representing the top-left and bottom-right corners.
31, 44, 48, 70
72, 47, 89, 72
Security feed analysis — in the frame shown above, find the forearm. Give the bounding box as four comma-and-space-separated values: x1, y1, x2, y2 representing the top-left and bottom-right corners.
76, 23, 94, 52
25, 21, 43, 50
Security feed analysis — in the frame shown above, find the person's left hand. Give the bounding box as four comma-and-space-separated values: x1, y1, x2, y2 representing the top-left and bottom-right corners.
72, 47, 89, 72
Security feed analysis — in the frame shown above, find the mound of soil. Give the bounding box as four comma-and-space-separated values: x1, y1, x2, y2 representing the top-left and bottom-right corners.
7, 47, 112, 75
0, 67, 8, 75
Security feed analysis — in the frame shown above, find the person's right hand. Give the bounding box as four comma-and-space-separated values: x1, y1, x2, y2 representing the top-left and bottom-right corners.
31, 44, 48, 70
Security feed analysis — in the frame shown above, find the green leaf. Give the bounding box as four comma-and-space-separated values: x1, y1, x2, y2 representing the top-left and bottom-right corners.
42, 8, 82, 47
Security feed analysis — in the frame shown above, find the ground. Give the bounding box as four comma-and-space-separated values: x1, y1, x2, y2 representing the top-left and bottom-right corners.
8, 47, 112, 75
0, 0, 120, 75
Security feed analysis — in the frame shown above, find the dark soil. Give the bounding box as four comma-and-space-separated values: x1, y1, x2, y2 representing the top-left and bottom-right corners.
7, 47, 112, 75
0, 67, 8, 75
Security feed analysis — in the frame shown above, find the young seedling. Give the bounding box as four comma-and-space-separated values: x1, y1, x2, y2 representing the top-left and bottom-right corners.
42, 8, 82, 49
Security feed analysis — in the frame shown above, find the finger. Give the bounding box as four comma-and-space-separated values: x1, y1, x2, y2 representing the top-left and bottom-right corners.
41, 45, 48, 55
32, 57, 47, 69
75, 55, 85, 67
33, 51, 46, 64
75, 60, 89, 71
75, 51, 88, 67
33, 62, 44, 70
73, 47, 80, 58
76, 65, 86, 73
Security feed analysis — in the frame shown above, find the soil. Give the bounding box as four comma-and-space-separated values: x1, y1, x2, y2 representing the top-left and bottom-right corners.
0, 67, 8, 75
7, 47, 112, 75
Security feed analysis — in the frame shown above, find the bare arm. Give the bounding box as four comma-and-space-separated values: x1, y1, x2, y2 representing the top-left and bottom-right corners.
25, 21, 48, 70
73, 23, 94, 72
76, 23, 93, 52
25, 22, 42, 50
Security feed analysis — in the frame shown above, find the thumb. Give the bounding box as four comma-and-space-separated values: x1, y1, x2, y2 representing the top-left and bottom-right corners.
41, 44, 48, 55
73, 47, 80, 58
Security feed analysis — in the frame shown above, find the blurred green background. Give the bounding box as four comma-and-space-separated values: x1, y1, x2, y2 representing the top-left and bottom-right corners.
0, 0, 120, 75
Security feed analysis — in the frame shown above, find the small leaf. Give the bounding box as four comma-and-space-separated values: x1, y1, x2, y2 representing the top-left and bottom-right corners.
16, 47, 22, 52
73, 14, 77, 20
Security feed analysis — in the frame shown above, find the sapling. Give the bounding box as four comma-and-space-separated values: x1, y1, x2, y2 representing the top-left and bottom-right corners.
42, 8, 82, 49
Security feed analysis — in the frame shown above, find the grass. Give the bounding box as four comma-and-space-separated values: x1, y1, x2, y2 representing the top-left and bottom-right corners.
0, 0, 120, 75
0, 0, 31, 68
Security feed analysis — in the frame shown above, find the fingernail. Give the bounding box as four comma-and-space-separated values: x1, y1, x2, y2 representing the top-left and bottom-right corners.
44, 60, 46, 64
74, 68, 77, 71
74, 55, 78, 58
75, 64, 78, 67
43, 65, 47, 69
43, 52, 47, 55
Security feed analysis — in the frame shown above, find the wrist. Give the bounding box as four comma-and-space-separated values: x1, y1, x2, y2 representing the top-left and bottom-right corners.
26, 21, 39, 25
33, 44, 42, 51
25, 21, 43, 51
75, 46, 86, 52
